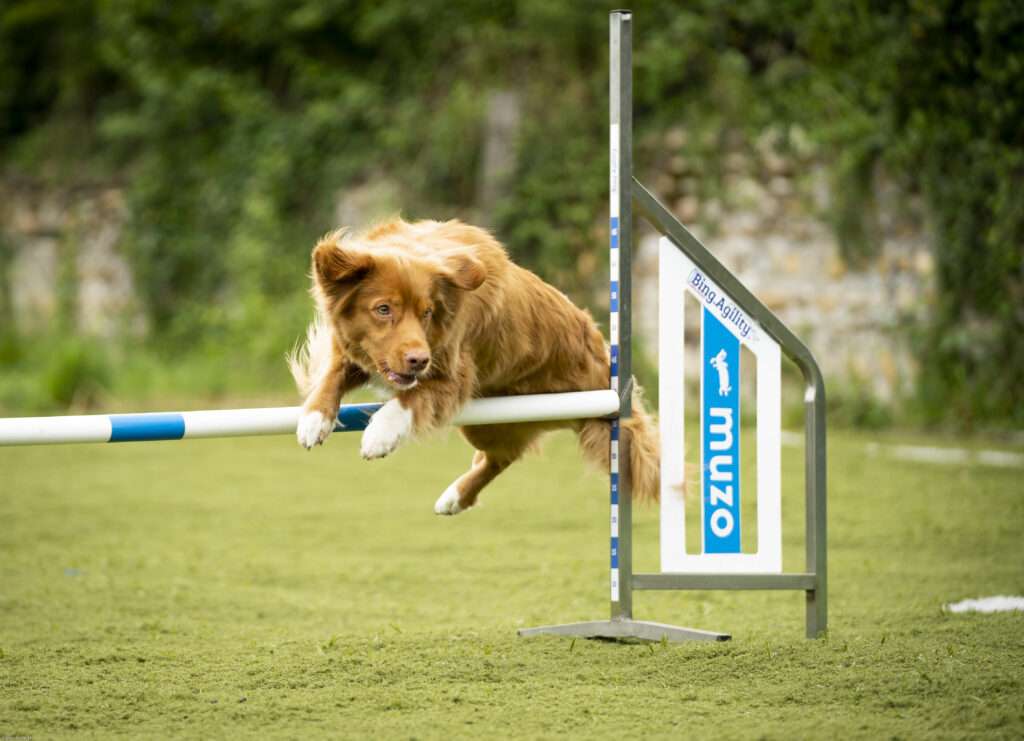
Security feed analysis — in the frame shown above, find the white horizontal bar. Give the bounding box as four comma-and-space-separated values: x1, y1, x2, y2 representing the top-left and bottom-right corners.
452, 390, 618, 426
182, 407, 311, 439
0, 390, 619, 447
0, 414, 113, 446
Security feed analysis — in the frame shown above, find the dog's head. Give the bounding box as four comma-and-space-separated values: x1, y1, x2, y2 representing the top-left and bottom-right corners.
311, 231, 486, 390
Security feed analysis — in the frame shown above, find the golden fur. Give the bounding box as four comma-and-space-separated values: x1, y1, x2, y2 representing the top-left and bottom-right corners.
289, 217, 659, 511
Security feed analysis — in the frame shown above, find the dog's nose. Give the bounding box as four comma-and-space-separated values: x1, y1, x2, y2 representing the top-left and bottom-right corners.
405, 351, 430, 373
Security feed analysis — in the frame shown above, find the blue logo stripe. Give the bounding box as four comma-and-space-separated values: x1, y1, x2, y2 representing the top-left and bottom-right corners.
610, 280, 619, 312
610, 536, 619, 568
610, 216, 619, 249
109, 414, 185, 442
701, 308, 742, 553
610, 472, 619, 504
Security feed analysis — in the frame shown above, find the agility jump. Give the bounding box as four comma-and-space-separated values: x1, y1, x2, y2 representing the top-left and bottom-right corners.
0, 11, 827, 642
0, 391, 619, 445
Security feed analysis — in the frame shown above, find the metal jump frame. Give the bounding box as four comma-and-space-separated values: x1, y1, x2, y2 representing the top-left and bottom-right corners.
519, 10, 827, 642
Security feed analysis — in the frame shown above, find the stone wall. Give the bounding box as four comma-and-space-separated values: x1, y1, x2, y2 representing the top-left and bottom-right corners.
2, 135, 936, 401
632, 128, 935, 401
1, 184, 143, 338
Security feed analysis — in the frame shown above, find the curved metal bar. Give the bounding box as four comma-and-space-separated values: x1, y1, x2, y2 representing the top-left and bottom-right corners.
632, 177, 828, 637
633, 179, 823, 385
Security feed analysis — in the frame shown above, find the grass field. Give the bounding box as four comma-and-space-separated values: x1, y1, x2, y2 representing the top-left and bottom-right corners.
1, 423, 1022, 739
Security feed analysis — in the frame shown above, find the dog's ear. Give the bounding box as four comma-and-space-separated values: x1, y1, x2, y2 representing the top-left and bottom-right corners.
312, 238, 374, 304
440, 253, 486, 291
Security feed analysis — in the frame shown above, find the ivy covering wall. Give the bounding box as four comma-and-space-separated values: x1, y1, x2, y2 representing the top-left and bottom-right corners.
1, 1, 1021, 426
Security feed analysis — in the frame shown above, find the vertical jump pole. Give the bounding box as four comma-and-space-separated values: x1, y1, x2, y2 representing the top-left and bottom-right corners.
609, 8, 633, 622
519, 9, 729, 643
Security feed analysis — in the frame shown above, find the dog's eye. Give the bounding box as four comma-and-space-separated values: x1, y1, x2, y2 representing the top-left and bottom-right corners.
375, 304, 391, 316
423, 308, 433, 319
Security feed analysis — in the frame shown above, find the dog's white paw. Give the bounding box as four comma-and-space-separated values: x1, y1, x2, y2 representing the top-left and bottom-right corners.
361, 399, 413, 459
297, 410, 334, 449
434, 484, 465, 516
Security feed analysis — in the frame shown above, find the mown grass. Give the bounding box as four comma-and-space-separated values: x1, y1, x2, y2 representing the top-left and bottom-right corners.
1, 424, 1022, 739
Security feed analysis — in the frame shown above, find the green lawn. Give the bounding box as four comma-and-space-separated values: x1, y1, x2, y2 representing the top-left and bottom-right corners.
1, 424, 1022, 739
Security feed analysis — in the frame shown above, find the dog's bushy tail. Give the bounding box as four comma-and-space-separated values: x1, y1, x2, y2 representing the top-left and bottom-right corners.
286, 314, 332, 398
578, 383, 660, 502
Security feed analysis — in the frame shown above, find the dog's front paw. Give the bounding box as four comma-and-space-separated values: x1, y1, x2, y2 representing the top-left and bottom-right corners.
361, 399, 413, 460
433, 484, 466, 516
297, 410, 335, 449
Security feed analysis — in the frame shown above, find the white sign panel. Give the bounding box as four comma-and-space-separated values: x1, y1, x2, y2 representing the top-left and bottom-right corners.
659, 238, 782, 574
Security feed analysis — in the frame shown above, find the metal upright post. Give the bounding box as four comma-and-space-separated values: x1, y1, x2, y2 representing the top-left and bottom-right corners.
518, 10, 729, 644
609, 8, 633, 623
805, 373, 828, 637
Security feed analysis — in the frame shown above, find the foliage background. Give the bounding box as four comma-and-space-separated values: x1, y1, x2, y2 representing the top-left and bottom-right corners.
0, 0, 1021, 428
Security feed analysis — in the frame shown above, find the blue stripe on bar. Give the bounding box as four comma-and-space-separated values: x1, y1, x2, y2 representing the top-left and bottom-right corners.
610, 537, 619, 568
610, 420, 619, 441
109, 414, 185, 442
610, 472, 619, 504
610, 344, 619, 377
610, 280, 619, 311
335, 403, 382, 432
610, 216, 619, 249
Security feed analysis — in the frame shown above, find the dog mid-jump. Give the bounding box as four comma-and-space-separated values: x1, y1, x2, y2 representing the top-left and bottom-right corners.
288, 218, 659, 515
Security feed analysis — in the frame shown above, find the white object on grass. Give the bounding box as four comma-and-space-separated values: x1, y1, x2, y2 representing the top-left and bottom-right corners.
944, 596, 1024, 614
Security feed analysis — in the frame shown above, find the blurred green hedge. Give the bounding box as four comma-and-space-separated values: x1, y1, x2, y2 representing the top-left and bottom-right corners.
1, 1, 1021, 427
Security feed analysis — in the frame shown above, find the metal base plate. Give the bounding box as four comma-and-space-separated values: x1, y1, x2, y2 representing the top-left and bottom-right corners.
518, 619, 730, 643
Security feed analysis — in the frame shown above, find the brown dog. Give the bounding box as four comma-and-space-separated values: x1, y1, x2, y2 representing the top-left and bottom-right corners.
288, 217, 659, 514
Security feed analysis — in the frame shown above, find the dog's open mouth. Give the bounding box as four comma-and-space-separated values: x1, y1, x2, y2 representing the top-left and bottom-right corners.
380, 364, 418, 389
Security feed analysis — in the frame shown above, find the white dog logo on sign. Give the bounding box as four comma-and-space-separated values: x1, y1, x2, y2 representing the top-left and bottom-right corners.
710, 348, 731, 396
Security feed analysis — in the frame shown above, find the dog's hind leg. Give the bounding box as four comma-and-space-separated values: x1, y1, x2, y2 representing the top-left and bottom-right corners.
433, 449, 509, 515
433, 423, 551, 515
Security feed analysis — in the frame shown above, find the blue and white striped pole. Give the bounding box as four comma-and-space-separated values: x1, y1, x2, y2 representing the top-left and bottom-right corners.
609, 189, 621, 606
0, 391, 619, 447
609, 9, 633, 620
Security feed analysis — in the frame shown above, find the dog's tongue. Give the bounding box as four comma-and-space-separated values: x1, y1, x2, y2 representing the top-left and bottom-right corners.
387, 369, 414, 385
